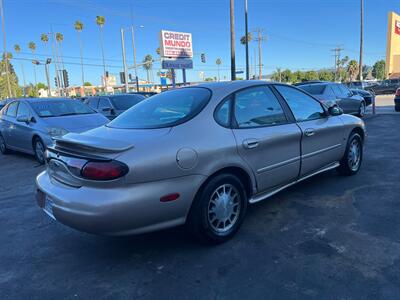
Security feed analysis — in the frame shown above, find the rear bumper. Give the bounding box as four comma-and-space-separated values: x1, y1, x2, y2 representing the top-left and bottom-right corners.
36, 171, 206, 235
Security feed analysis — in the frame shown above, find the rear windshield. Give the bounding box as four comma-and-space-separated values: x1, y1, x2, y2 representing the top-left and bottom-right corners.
108, 87, 211, 129
109, 95, 145, 110
30, 100, 95, 117
299, 84, 326, 95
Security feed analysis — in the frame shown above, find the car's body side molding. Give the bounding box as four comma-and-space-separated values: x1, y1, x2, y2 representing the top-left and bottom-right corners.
249, 161, 340, 204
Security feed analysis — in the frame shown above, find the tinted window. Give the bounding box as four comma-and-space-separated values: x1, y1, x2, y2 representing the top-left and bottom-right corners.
338, 84, 352, 97
5, 102, 18, 117
108, 88, 211, 129
30, 100, 95, 117
17, 102, 30, 117
275, 85, 325, 122
234, 86, 287, 128
299, 84, 326, 95
87, 98, 99, 109
109, 95, 145, 110
331, 84, 344, 98
98, 98, 112, 110
215, 97, 231, 127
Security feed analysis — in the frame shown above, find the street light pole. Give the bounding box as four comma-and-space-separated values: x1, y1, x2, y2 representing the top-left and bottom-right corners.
45, 59, 51, 97
230, 0, 236, 81
120, 28, 129, 93
131, 26, 140, 92
358, 0, 364, 81
0, 0, 12, 98
244, 0, 249, 80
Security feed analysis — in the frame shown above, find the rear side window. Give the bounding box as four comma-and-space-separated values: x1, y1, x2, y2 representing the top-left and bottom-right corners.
275, 85, 325, 122
87, 98, 99, 109
299, 84, 326, 95
233, 86, 287, 128
98, 98, 112, 110
5, 102, 18, 117
108, 88, 211, 129
109, 95, 145, 110
17, 102, 30, 117
215, 97, 232, 127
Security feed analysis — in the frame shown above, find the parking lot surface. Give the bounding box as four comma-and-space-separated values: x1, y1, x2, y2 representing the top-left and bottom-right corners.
1, 113, 400, 299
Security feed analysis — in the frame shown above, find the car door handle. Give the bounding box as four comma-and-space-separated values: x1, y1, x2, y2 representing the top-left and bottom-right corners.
304, 128, 315, 137
243, 139, 259, 149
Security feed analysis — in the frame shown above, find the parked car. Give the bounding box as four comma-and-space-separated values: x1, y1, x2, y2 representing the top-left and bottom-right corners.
36, 81, 365, 243
0, 98, 109, 164
350, 89, 374, 106
395, 88, 400, 112
295, 82, 366, 117
366, 78, 400, 95
84, 94, 146, 120
345, 81, 373, 90
0, 99, 15, 111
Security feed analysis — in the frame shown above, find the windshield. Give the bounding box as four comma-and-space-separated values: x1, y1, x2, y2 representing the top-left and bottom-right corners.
300, 84, 326, 95
30, 100, 95, 117
108, 87, 211, 129
109, 95, 145, 110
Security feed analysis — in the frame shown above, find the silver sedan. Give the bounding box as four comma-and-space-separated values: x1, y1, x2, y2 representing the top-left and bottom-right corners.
0, 98, 109, 164
36, 81, 365, 243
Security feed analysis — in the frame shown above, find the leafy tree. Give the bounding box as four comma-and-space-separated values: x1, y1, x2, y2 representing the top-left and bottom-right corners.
280, 69, 292, 83
84, 82, 92, 86
318, 70, 334, 81
0, 53, 22, 99
372, 60, 386, 80
36, 82, 47, 90
216, 58, 222, 81
14, 44, 21, 53
304, 71, 319, 81
204, 77, 214, 81
74, 21, 85, 87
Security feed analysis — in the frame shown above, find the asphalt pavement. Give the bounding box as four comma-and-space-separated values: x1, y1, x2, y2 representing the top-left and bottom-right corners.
1, 113, 399, 300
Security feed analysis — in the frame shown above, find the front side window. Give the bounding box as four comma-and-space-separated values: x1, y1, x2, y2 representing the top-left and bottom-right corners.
234, 86, 287, 128
88, 98, 99, 109
98, 98, 112, 110
275, 85, 325, 122
339, 84, 352, 97
17, 102, 30, 117
30, 100, 95, 117
108, 87, 211, 129
5, 102, 18, 117
331, 84, 344, 98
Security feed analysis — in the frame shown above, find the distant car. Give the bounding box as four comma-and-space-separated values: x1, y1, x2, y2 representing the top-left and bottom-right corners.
0, 98, 109, 164
345, 81, 373, 90
395, 88, 400, 112
129, 91, 158, 98
366, 78, 400, 95
84, 94, 146, 120
350, 89, 374, 106
295, 82, 366, 117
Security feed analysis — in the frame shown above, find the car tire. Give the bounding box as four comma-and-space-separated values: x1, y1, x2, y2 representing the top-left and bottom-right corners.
357, 101, 366, 117
337, 132, 363, 176
187, 173, 248, 244
0, 133, 10, 154
395, 105, 400, 112
33, 137, 46, 164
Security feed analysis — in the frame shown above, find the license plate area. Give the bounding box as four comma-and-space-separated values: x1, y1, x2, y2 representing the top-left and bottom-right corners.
37, 190, 56, 220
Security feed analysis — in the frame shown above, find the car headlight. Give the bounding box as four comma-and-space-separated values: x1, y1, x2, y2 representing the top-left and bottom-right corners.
46, 127, 68, 137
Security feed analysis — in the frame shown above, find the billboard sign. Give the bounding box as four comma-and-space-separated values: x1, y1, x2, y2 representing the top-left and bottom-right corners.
162, 59, 193, 69
396, 20, 400, 35
160, 30, 193, 58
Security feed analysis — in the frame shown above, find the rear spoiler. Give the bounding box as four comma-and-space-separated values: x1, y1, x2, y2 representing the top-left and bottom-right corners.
53, 133, 134, 153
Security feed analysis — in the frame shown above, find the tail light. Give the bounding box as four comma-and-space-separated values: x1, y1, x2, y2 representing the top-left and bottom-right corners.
396, 88, 400, 96
81, 160, 129, 181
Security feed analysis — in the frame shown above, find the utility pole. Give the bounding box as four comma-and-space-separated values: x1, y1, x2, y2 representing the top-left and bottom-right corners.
230, 0, 236, 80
358, 0, 364, 81
0, 0, 12, 98
131, 27, 140, 92
331, 47, 344, 82
254, 29, 266, 80
244, 0, 249, 80
120, 28, 129, 93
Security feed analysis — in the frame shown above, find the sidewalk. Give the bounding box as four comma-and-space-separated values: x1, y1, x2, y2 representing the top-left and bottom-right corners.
366, 94, 398, 115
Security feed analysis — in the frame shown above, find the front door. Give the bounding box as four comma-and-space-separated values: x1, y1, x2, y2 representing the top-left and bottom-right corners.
230, 85, 302, 192
274, 85, 345, 177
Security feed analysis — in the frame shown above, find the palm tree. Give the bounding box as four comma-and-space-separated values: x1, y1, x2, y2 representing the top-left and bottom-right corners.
74, 20, 85, 87
40, 33, 49, 45
14, 44, 20, 53
55, 32, 65, 70
216, 58, 222, 82
240, 33, 253, 45
96, 15, 106, 88
143, 54, 153, 83
28, 41, 37, 86
347, 60, 359, 81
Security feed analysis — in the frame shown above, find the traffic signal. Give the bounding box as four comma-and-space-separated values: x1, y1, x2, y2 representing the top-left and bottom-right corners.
105, 71, 109, 78
119, 72, 126, 84
54, 77, 58, 87
128, 73, 133, 82
62, 69, 69, 87
201, 53, 206, 63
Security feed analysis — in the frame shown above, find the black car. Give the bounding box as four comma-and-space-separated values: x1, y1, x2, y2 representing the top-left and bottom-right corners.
350, 89, 374, 106
129, 91, 158, 98
366, 78, 400, 95
395, 88, 400, 112
295, 81, 366, 117
84, 94, 146, 120
345, 81, 373, 90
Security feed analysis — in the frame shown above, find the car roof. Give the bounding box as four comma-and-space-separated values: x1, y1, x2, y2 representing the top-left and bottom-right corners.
16, 97, 71, 103
193, 80, 279, 92
294, 81, 329, 86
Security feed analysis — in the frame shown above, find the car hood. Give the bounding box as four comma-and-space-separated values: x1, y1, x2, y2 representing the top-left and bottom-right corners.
43, 113, 109, 133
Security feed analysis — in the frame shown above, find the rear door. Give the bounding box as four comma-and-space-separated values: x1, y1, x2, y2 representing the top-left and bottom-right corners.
274, 85, 344, 177
339, 84, 360, 113
331, 84, 351, 113
230, 85, 302, 192
2, 101, 19, 147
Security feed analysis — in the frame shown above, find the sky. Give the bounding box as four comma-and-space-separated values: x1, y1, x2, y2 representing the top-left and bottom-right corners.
1, 0, 398, 87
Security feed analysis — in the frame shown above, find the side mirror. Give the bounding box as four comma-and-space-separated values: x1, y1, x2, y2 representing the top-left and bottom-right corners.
16, 115, 30, 123
328, 106, 343, 116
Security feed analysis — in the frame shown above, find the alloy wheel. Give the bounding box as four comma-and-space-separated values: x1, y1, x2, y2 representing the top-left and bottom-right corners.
35, 140, 45, 163
348, 138, 361, 172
